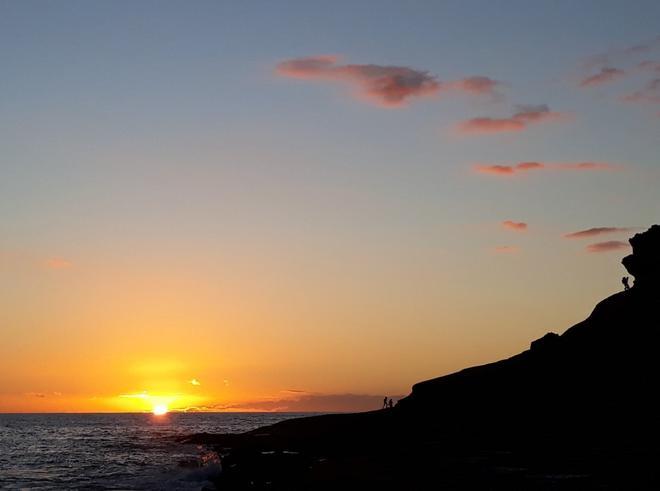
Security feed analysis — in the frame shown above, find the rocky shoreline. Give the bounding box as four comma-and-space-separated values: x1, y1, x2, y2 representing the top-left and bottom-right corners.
185, 225, 660, 489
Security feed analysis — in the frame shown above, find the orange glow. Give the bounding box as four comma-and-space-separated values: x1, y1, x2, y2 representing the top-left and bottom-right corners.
0, 228, 620, 414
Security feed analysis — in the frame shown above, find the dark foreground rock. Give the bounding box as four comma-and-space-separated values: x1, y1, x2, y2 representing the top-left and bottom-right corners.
186, 225, 660, 490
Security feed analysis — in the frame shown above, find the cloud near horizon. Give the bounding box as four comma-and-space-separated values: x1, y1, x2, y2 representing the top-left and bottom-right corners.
564, 227, 636, 239
25, 391, 62, 398
119, 391, 149, 399
275, 56, 500, 107
502, 220, 528, 231
456, 104, 567, 134
586, 241, 631, 253
474, 161, 617, 176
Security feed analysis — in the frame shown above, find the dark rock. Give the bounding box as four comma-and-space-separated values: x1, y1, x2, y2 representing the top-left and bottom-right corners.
622, 224, 660, 290
530, 332, 559, 352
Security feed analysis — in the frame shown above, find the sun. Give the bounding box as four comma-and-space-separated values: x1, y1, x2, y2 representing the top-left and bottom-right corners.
152, 404, 168, 416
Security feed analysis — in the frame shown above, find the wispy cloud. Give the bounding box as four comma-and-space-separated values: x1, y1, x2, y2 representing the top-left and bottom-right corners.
474, 161, 617, 177
475, 162, 544, 175
582, 35, 660, 70
456, 104, 567, 134
638, 60, 660, 73
564, 227, 636, 239
502, 221, 528, 232
577, 36, 660, 106
45, 257, 72, 270
493, 246, 520, 254
119, 391, 149, 399
190, 378, 201, 386
579, 67, 626, 87
457, 117, 526, 134
586, 241, 630, 253
25, 391, 62, 398
623, 38, 660, 55
445, 76, 502, 97
557, 162, 615, 170
622, 78, 660, 104
275, 55, 500, 107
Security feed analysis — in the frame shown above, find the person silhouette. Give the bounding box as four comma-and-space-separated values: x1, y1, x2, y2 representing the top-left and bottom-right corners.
388, 398, 394, 409
622, 276, 630, 291
383, 397, 388, 409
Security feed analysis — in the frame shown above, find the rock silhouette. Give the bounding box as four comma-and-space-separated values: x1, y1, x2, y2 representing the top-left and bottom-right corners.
399, 226, 660, 420
622, 224, 660, 290
187, 225, 660, 489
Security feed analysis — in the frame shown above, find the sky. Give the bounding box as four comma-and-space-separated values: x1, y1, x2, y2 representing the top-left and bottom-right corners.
1, 0, 659, 413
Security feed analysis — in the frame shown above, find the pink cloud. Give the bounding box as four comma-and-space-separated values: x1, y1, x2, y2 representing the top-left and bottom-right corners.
475, 165, 516, 175
516, 161, 545, 170
579, 67, 625, 87
276, 56, 440, 107
456, 104, 567, 134
45, 257, 71, 270
446, 76, 501, 95
493, 246, 520, 254
458, 117, 526, 134
276, 56, 499, 107
557, 162, 615, 170
474, 161, 616, 177
474, 162, 545, 175
586, 241, 631, 253
502, 220, 528, 232
276, 55, 340, 79
564, 227, 636, 239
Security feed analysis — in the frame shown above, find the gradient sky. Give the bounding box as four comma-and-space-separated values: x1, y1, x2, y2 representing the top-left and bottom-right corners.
1, 1, 659, 412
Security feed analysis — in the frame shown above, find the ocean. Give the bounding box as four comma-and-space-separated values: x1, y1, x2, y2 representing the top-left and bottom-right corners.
0, 412, 313, 490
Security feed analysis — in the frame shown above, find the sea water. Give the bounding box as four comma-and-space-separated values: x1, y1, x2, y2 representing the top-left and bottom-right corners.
0, 412, 311, 490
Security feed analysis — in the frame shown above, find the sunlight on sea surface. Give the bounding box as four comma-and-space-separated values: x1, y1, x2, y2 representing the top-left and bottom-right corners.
0, 412, 313, 490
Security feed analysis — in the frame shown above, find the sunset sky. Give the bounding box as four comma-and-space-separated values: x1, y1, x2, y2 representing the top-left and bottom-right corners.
1, 1, 659, 413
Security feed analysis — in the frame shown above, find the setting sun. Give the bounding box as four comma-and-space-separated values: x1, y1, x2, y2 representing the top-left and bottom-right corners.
152, 404, 168, 416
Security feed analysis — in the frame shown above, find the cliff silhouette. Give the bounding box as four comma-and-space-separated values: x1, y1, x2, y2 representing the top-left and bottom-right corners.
400, 225, 660, 421
188, 225, 660, 489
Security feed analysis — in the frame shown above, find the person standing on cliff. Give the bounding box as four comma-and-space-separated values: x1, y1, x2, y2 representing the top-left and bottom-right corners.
383, 397, 388, 409
622, 276, 630, 291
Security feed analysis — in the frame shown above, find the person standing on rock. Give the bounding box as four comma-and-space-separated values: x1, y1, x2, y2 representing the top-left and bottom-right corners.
622, 276, 630, 290
383, 397, 388, 409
